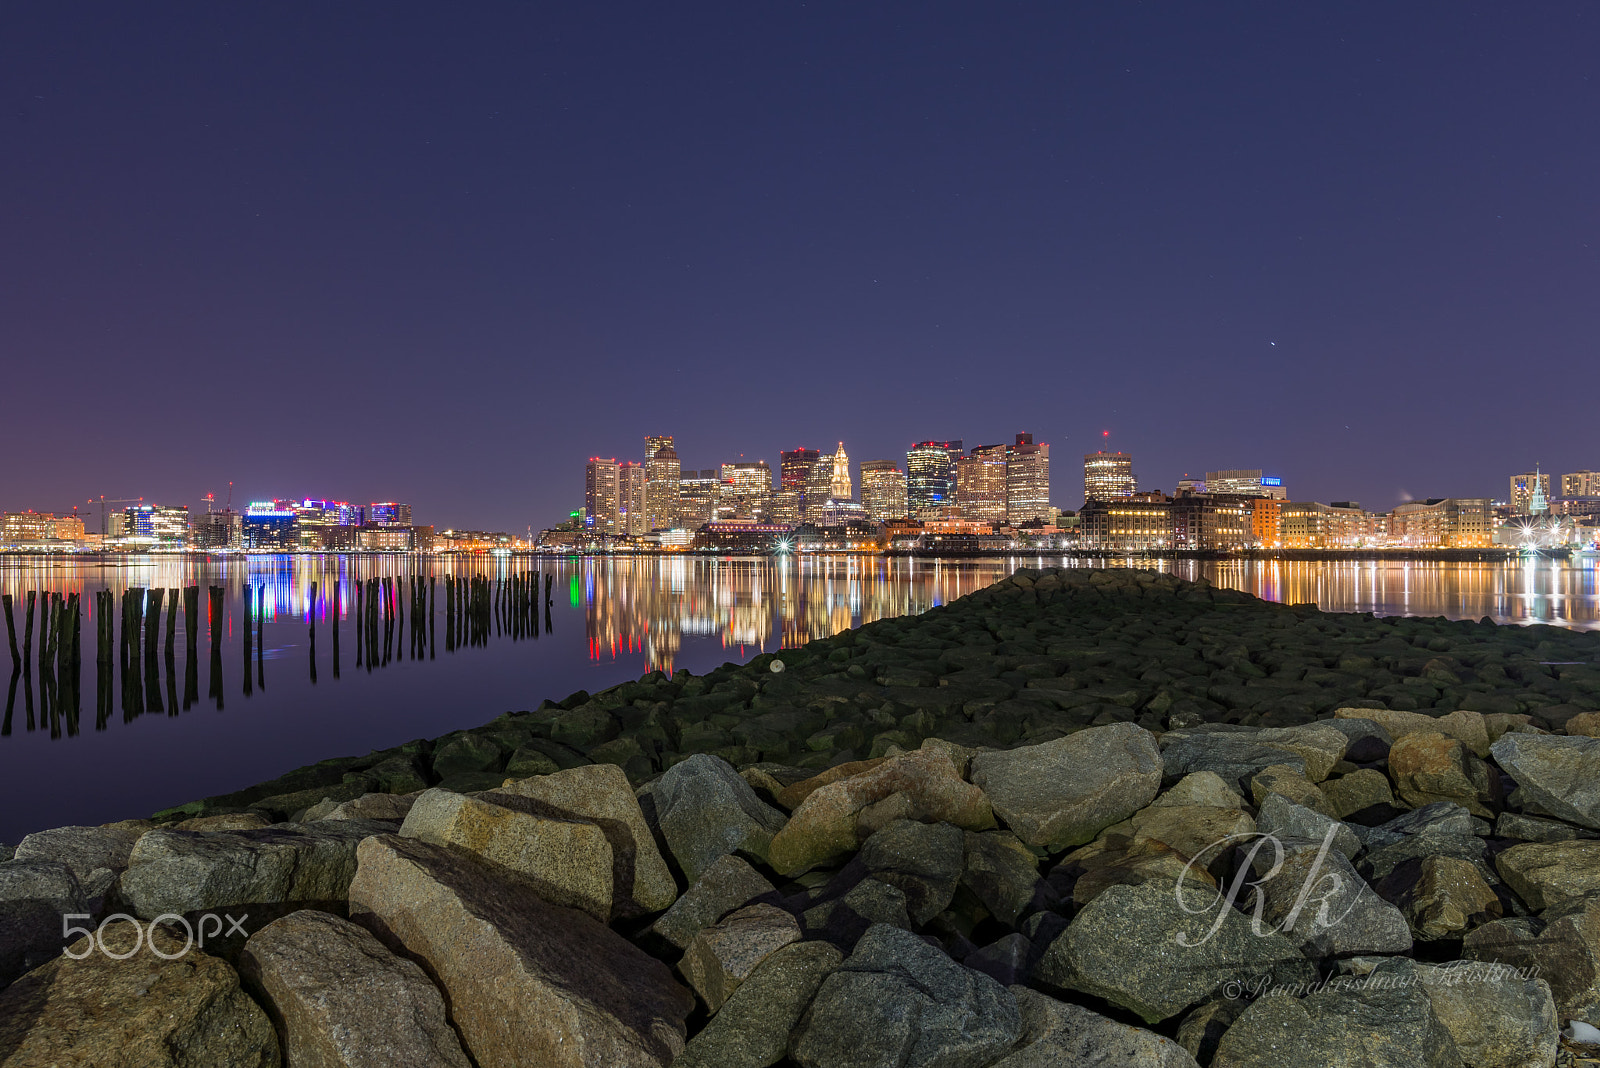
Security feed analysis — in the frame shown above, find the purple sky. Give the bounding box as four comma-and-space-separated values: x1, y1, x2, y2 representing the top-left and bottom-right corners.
3, 3, 1596, 529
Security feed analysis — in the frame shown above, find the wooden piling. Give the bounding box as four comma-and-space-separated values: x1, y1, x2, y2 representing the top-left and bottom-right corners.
2, 594, 17, 666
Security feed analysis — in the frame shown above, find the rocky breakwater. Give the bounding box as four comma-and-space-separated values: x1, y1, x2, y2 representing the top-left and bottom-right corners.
1, 567, 1600, 1066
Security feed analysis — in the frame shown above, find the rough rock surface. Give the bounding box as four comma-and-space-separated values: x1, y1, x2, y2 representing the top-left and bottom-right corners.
1491, 733, 1600, 831
677, 903, 801, 1012
1415, 960, 1559, 1068
856, 819, 965, 926
992, 987, 1201, 1067
347, 833, 694, 1068
968, 723, 1162, 851
492, 763, 678, 914
791, 923, 1021, 1068
1464, 897, 1600, 1025
1035, 880, 1314, 1024
1494, 840, 1600, 911
769, 748, 993, 873
1387, 732, 1500, 817
643, 754, 789, 883
239, 909, 472, 1068
648, 853, 777, 952
0, 859, 85, 986
0, 920, 279, 1067
399, 787, 614, 920
674, 941, 842, 1068
12, 821, 149, 881
121, 819, 394, 919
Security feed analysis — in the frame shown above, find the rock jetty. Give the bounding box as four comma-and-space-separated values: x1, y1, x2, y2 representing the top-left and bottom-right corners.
3, 566, 1600, 1066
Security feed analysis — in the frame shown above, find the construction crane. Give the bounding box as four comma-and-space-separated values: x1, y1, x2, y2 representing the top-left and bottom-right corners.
91, 496, 143, 537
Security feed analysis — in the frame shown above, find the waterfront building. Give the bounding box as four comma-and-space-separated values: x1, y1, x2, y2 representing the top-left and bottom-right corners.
644, 440, 681, 529
1280, 502, 1372, 549
193, 510, 242, 550
353, 525, 414, 551
1563, 471, 1600, 498
585, 459, 622, 532
1509, 471, 1552, 515
242, 504, 295, 551
0, 511, 86, 549
828, 443, 852, 501
768, 489, 803, 524
860, 460, 909, 521
690, 520, 792, 552
1079, 495, 1170, 550
803, 460, 834, 523
1170, 494, 1252, 550
117, 504, 190, 549
677, 470, 719, 527
369, 502, 412, 527
1204, 469, 1287, 500
1005, 433, 1051, 524
906, 440, 963, 515
619, 461, 647, 535
719, 461, 773, 521
1251, 498, 1285, 547
1083, 451, 1136, 502
955, 444, 1008, 524
782, 448, 823, 520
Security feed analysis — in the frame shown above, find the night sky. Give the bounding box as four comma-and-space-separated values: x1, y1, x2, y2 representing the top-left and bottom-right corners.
3, 3, 1595, 530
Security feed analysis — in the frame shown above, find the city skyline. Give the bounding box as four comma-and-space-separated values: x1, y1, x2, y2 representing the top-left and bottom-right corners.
2, 6, 1595, 531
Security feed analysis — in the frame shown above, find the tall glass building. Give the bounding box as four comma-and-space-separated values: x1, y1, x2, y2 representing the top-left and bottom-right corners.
906, 440, 963, 515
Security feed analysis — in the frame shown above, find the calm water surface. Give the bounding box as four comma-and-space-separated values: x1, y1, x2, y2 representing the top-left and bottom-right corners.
0, 553, 1595, 842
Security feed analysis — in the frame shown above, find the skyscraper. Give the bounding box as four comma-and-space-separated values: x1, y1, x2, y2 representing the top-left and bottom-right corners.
585, 458, 621, 531
956, 444, 1008, 523
369, 502, 412, 526
781, 448, 822, 519
1563, 471, 1600, 498
1084, 451, 1135, 502
719, 461, 773, 520
829, 442, 852, 500
645, 439, 681, 529
860, 460, 909, 520
619, 461, 647, 535
677, 469, 719, 527
906, 440, 963, 515
1005, 432, 1051, 524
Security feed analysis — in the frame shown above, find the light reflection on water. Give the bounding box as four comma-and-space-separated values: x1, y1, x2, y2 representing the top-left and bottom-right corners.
0, 553, 1593, 840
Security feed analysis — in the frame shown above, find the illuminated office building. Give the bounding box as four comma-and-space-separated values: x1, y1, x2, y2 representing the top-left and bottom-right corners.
242, 504, 295, 551
860, 460, 909, 521
1005, 433, 1051, 524
1510, 471, 1552, 515
719, 461, 773, 520
1390, 498, 1492, 548
194, 510, 243, 550
781, 448, 823, 519
677, 470, 719, 527
619, 461, 647, 535
1563, 471, 1600, 498
369, 502, 412, 527
804, 461, 834, 523
1083, 451, 1136, 502
644, 439, 680, 529
955, 444, 1008, 524
1204, 469, 1286, 500
906, 440, 963, 515
585, 458, 621, 532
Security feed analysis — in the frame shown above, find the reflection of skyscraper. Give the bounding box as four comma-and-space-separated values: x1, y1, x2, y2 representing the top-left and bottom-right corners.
1083, 451, 1135, 502
829, 443, 852, 500
906, 440, 963, 515
1005, 433, 1051, 524
860, 461, 908, 520
585, 458, 621, 531
645, 439, 680, 529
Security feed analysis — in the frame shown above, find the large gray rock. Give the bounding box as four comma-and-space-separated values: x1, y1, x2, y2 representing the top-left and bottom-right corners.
990, 987, 1200, 1067
1034, 880, 1314, 1024
492, 763, 679, 915
120, 819, 394, 920
1495, 839, 1600, 911
1415, 960, 1559, 1068
642, 754, 788, 883
1463, 897, 1600, 1025
857, 819, 964, 926
1255, 842, 1413, 958
0, 859, 85, 987
791, 923, 1021, 1068
674, 941, 842, 1068
13, 820, 149, 881
677, 903, 801, 1012
1211, 959, 1463, 1067
0, 919, 279, 1067
348, 833, 693, 1068
1160, 734, 1310, 794
1492, 733, 1600, 831
1255, 794, 1361, 860
399, 787, 614, 920
960, 829, 1055, 928
240, 909, 471, 1068
969, 722, 1162, 851
648, 854, 776, 953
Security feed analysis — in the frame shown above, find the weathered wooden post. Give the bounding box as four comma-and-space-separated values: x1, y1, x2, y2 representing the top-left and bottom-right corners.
165, 587, 178, 656
3, 594, 17, 667
242, 581, 254, 697
23, 591, 36, 671
144, 588, 164, 659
